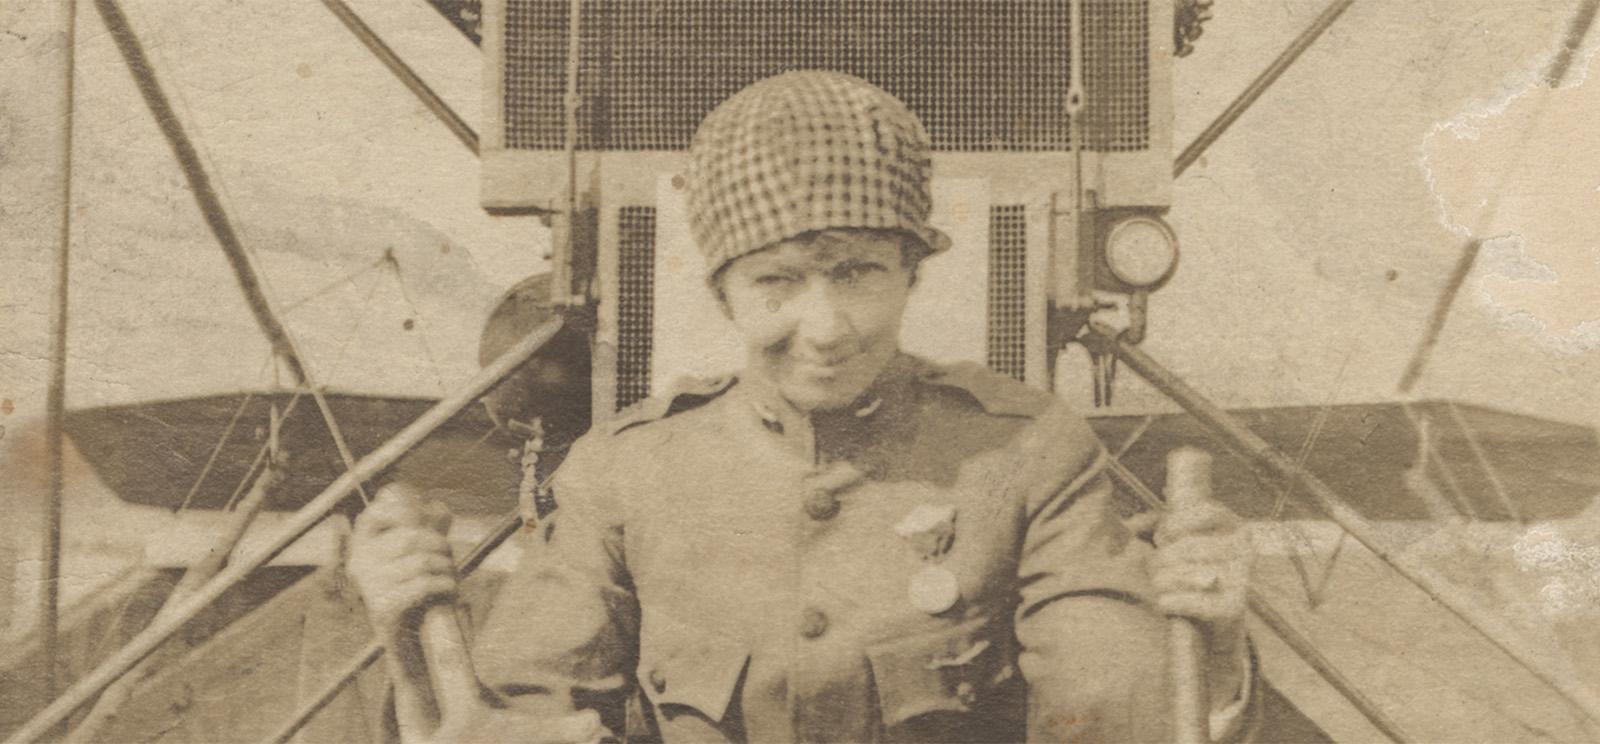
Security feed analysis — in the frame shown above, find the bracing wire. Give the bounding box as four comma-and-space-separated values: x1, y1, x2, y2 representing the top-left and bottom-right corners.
1111, 415, 1156, 460
182, 265, 385, 520
173, 389, 256, 514
1397, 401, 1474, 516
309, 262, 387, 392
279, 256, 390, 314
1255, 350, 1348, 607
382, 252, 450, 396
112, 0, 371, 502
1444, 401, 1522, 523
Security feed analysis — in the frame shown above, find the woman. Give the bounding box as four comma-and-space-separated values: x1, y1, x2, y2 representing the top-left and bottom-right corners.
348, 71, 1257, 744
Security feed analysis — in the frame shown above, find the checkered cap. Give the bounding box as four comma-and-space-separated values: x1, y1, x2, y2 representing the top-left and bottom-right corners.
687, 70, 951, 275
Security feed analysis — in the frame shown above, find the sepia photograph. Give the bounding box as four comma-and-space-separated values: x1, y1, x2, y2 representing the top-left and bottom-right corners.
2, 0, 1599, 741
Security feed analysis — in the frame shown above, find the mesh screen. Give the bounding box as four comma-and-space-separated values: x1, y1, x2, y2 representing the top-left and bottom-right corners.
987, 205, 1028, 381
616, 207, 655, 410
1083, 0, 1150, 152
502, 0, 1147, 152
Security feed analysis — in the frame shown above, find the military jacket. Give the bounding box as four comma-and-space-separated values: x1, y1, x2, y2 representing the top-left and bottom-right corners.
472, 354, 1256, 742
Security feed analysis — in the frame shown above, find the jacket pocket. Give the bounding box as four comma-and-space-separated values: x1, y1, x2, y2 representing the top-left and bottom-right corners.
636, 629, 751, 723
865, 615, 1018, 730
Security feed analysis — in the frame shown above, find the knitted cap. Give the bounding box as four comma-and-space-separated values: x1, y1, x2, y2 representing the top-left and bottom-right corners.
686, 70, 951, 275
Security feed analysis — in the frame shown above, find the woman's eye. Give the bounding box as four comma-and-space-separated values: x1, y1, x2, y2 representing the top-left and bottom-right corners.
836, 263, 884, 283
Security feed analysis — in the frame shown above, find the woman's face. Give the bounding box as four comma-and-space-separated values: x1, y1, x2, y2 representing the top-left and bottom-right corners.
718, 231, 916, 412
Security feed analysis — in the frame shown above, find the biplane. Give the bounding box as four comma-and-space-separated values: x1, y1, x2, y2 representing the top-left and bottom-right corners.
2, 0, 1598, 741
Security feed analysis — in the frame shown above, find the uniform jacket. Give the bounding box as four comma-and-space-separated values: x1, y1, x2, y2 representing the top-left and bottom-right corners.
472, 354, 1257, 742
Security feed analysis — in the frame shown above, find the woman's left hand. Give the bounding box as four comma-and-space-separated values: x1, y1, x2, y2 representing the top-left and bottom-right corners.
1149, 493, 1254, 688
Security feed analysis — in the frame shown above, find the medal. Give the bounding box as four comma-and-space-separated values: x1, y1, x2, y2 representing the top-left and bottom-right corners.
908, 564, 961, 614
896, 501, 960, 614
894, 503, 957, 560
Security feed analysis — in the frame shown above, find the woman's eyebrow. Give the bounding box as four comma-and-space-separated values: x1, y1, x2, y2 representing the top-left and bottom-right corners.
833, 257, 887, 269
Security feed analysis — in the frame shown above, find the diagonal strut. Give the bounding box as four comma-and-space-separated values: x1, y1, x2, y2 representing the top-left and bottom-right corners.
1174, 0, 1356, 177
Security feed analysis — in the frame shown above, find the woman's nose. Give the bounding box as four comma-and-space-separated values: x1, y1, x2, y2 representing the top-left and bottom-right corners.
790, 284, 856, 351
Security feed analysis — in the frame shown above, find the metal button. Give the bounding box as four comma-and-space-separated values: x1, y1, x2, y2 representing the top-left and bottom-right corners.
804, 461, 868, 493
649, 668, 667, 693
956, 681, 978, 706
799, 608, 829, 639
753, 402, 784, 434
804, 490, 840, 520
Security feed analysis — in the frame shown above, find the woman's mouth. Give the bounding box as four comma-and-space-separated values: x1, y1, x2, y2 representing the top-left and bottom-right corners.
792, 354, 859, 378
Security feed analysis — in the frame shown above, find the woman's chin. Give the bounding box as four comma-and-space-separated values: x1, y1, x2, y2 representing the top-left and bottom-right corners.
779, 376, 871, 413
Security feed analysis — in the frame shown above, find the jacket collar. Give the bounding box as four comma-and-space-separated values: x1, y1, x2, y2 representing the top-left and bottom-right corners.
735, 352, 920, 444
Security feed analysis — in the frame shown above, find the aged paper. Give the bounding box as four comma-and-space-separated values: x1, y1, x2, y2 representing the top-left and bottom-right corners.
2, 1, 1598, 742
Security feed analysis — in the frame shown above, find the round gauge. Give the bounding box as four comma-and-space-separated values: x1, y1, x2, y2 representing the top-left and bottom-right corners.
1104, 217, 1179, 288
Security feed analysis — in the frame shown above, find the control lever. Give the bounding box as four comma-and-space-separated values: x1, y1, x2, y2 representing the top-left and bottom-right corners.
1166, 447, 1214, 744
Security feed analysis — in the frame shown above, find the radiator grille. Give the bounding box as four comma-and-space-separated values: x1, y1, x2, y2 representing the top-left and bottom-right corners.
616, 207, 655, 410
1083, 0, 1150, 152
987, 205, 1028, 381
501, 0, 1148, 152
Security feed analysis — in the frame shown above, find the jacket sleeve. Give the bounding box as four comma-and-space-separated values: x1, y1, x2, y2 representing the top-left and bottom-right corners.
1008, 404, 1259, 743
470, 433, 639, 735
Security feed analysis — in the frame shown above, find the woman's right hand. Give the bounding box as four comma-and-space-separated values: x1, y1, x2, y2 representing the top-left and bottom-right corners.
347, 483, 458, 642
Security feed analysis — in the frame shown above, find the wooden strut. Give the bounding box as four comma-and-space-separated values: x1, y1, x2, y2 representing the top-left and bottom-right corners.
319, 0, 479, 155
1173, 0, 1356, 177
40, 0, 80, 733
1395, 240, 1481, 396
4, 318, 565, 744
1396, 0, 1596, 397
1091, 327, 1600, 730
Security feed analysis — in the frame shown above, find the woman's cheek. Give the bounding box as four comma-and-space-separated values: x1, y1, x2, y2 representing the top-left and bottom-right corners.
731, 303, 796, 353
853, 289, 911, 343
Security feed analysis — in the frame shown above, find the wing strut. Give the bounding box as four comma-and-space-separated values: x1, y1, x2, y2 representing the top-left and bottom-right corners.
38, 0, 82, 734
319, 0, 480, 155
1174, 0, 1356, 177
1396, 0, 1600, 395
3, 319, 565, 744
1088, 326, 1600, 732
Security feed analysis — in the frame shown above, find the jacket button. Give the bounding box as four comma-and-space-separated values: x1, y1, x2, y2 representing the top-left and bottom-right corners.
956, 681, 978, 706
649, 668, 667, 693
799, 608, 829, 639
803, 490, 840, 520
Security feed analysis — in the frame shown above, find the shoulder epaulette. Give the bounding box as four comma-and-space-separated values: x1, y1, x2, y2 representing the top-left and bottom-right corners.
604, 374, 738, 436
917, 361, 1053, 418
